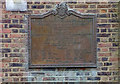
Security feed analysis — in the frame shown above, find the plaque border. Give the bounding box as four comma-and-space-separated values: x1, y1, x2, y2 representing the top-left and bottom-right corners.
28, 3, 97, 68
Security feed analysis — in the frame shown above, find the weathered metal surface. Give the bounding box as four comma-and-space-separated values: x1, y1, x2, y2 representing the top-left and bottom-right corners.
28, 3, 96, 68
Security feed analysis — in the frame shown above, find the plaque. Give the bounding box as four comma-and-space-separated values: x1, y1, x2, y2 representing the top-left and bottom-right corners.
28, 3, 96, 68
6, 0, 27, 11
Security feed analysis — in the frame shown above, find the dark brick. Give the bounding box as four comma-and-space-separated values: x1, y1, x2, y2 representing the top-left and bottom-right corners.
38, 5, 44, 9
112, 24, 119, 27
21, 78, 28, 81
97, 5, 111, 8
4, 15, 8, 18
87, 77, 100, 80
27, 2, 32, 4
109, 9, 117, 12
75, 5, 88, 8
97, 38, 100, 42
12, 29, 18, 33
13, 68, 19, 72
4, 24, 8, 28
2, 39, 11, 43
2, 69, 11, 72
2, 48, 11, 53
13, 49, 19, 52
85, 72, 90, 76
5, 73, 8, 77
9, 24, 22, 28
101, 19, 107, 23
97, 29, 99, 32
13, 78, 19, 81
109, 48, 117, 51
34, 2, 40, 4
5, 54, 8, 57
113, 43, 119, 47
101, 29, 106, 32
97, 24, 110, 28
46, 5, 52, 8
104, 62, 112, 66
87, 10, 99, 13
98, 72, 111, 76
27, 5, 29, 9
97, 34, 110, 37
86, 2, 99, 4
67, 2, 77, 4
31, 5, 37, 8
112, 33, 117, 36
10, 73, 23, 76
112, 14, 117, 17
97, 14, 110, 18
43, 77, 55, 81
90, 5, 96, 8
112, 72, 118, 75
10, 53, 23, 57
108, 29, 118, 32
19, 29, 27, 33
32, 5, 44, 9
20, 20, 24, 23
109, 38, 115, 42
2, 20, 11, 23
97, 48, 100, 51
109, 19, 118, 23
102, 58, 108, 61
12, 19, 18, 23
9, 63, 22, 67
5, 34, 8, 38
101, 67, 108, 71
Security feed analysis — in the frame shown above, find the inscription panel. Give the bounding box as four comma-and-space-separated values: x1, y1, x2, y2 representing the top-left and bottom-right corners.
28, 3, 96, 68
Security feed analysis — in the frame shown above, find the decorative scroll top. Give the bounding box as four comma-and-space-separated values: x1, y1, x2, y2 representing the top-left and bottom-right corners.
50, 2, 71, 19
56, 2, 69, 18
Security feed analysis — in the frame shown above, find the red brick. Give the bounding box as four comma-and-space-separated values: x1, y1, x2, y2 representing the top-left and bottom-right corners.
0, 24, 3, 28
98, 43, 112, 47
4, 44, 9, 47
13, 58, 19, 62
2, 58, 11, 62
112, 24, 119, 27
2, 10, 11, 14
20, 59, 26, 63
2, 63, 8, 67
109, 9, 117, 12
75, 5, 88, 8
101, 2, 108, 4
2, 19, 11, 23
97, 5, 111, 8
98, 53, 111, 56
109, 57, 118, 61
78, 9, 85, 13
10, 44, 23, 48
10, 73, 23, 76
87, 10, 99, 13
101, 48, 109, 52
86, 2, 99, 4
34, 10, 40, 14
9, 34, 22, 38
0, 29, 11, 33
100, 19, 107, 23
9, 15, 23, 19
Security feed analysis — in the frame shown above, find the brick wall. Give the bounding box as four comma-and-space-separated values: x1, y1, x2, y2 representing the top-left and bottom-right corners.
1, 1, 119, 83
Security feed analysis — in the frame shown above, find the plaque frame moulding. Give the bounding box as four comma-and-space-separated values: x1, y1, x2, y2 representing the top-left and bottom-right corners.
27, 2, 97, 68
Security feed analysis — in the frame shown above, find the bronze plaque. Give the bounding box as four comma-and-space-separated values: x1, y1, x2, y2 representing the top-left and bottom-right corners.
28, 3, 96, 68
